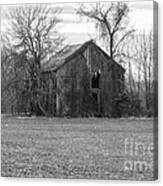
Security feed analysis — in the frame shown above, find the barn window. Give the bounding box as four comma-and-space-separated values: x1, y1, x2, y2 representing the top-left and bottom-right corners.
91, 70, 101, 88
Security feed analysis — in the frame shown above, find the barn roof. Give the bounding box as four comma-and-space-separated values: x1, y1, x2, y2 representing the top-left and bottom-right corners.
42, 44, 82, 72
42, 40, 125, 73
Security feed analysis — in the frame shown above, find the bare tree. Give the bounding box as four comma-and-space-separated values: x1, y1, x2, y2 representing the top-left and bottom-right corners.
120, 31, 154, 115
3, 4, 64, 115
78, 2, 135, 59
139, 31, 153, 111
1, 35, 34, 114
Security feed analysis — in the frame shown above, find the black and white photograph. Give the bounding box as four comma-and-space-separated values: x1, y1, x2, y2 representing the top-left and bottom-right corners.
1, 0, 158, 181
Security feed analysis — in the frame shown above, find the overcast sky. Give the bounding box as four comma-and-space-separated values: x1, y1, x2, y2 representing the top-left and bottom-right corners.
1, 1, 153, 45
57, 1, 153, 44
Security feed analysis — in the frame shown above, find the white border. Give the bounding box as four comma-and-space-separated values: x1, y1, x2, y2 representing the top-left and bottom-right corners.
0, 0, 162, 185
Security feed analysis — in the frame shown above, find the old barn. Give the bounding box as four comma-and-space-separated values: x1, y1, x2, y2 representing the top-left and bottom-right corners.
40, 40, 125, 117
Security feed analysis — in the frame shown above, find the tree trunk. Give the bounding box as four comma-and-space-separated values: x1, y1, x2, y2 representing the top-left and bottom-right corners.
110, 35, 113, 58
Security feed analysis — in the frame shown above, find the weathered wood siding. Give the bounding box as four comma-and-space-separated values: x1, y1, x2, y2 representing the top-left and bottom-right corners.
41, 42, 125, 117
40, 72, 57, 115
88, 43, 114, 116
56, 51, 94, 116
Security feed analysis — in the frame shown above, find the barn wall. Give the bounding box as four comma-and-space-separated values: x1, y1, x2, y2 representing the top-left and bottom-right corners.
56, 51, 97, 116
111, 64, 125, 117
40, 72, 57, 116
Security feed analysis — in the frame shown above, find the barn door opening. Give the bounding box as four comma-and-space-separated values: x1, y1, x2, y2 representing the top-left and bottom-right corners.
92, 92, 98, 103
91, 70, 101, 115
92, 91, 101, 115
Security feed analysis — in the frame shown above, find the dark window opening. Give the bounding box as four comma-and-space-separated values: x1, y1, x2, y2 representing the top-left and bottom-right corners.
91, 71, 101, 88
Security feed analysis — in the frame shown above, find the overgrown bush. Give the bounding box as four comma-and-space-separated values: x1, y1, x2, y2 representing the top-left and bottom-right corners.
112, 91, 143, 117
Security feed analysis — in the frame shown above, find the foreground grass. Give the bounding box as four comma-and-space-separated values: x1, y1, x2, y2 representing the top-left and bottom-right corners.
1, 116, 156, 180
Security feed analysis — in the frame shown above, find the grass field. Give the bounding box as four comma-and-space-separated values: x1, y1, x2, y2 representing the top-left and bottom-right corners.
1, 116, 156, 180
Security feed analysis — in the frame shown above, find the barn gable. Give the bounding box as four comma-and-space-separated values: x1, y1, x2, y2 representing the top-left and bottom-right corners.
42, 40, 125, 73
